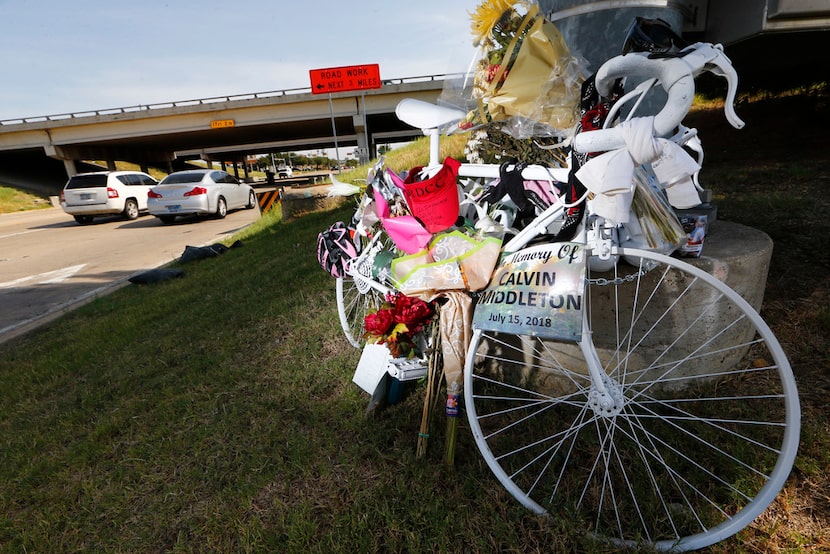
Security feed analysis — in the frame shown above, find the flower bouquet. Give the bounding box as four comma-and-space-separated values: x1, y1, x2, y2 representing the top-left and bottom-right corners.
458, 0, 584, 139
364, 293, 435, 358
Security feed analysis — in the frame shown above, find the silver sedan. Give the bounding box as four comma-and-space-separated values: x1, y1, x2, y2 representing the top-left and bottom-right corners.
147, 169, 258, 224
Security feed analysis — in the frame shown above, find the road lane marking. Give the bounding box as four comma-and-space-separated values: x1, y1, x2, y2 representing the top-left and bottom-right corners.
0, 264, 87, 289
0, 228, 46, 240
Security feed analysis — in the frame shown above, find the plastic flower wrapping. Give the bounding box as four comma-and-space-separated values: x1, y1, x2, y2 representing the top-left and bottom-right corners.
454, 0, 586, 140
338, 157, 506, 295
364, 293, 435, 358
628, 166, 687, 252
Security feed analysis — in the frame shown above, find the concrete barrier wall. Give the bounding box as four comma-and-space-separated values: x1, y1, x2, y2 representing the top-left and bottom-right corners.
281, 191, 348, 220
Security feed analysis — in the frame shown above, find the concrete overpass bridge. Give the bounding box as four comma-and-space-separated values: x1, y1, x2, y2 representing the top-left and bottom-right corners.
0, 75, 459, 195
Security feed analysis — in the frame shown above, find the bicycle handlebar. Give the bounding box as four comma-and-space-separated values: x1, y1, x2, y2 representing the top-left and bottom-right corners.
573, 42, 744, 154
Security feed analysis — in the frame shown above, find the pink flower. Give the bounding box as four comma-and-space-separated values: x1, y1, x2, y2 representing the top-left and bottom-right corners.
485, 63, 508, 84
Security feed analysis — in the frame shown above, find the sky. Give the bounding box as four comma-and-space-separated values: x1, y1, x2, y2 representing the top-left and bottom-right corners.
0, 0, 481, 122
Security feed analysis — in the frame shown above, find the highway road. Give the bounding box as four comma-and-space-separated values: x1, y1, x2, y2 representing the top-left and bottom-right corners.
0, 205, 261, 344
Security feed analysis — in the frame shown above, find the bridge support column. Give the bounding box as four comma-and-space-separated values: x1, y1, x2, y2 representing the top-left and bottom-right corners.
62, 159, 78, 177
353, 114, 370, 165
44, 145, 78, 178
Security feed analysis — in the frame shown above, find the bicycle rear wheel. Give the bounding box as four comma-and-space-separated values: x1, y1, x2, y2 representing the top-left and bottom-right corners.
464, 247, 800, 551
335, 275, 384, 348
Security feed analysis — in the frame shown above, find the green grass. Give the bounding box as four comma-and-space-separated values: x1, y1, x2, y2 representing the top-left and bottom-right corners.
0, 185, 52, 213
0, 204, 589, 553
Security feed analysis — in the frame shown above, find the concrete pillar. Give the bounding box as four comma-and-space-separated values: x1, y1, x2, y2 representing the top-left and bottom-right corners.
62, 158, 78, 177
353, 114, 370, 165
539, 1, 684, 116
540, 1, 684, 73
44, 145, 78, 179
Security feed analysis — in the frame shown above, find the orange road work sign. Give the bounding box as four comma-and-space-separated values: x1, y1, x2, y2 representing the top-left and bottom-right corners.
309, 64, 381, 95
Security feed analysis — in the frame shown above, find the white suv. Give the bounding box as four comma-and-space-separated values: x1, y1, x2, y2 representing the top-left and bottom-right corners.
60, 171, 159, 225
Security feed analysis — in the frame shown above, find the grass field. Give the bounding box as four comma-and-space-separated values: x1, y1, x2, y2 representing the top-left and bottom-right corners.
0, 89, 828, 552
0, 185, 52, 213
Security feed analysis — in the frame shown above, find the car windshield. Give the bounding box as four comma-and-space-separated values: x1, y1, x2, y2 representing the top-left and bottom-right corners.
160, 173, 205, 185
65, 174, 107, 189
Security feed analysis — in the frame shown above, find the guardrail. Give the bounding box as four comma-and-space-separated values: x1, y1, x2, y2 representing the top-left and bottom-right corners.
0, 73, 464, 127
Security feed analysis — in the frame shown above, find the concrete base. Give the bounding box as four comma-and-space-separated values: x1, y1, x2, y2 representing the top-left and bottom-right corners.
517, 221, 774, 391
281, 187, 348, 220
675, 219, 773, 312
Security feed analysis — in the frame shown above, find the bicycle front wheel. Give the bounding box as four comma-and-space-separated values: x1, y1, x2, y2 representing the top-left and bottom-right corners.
464, 247, 800, 551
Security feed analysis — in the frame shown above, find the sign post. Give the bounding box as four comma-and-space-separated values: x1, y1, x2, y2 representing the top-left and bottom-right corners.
327, 94, 340, 171
309, 64, 381, 169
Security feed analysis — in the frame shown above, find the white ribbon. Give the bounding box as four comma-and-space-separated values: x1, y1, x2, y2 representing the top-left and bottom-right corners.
575, 116, 703, 222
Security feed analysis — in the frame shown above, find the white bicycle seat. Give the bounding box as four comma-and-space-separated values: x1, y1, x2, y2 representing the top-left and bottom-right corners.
395, 99, 466, 131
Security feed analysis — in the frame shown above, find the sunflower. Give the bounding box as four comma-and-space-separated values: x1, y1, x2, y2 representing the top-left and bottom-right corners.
469, 0, 528, 46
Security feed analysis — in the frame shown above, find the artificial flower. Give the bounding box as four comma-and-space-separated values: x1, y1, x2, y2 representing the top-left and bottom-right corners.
469, 0, 527, 47
460, 0, 583, 141
393, 294, 434, 328
364, 308, 395, 336
364, 293, 434, 358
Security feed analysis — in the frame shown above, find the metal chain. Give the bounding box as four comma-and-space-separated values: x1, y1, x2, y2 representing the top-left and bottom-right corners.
586, 267, 649, 286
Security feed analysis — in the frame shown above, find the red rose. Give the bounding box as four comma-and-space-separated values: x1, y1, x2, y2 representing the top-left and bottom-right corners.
364, 308, 395, 337
392, 294, 433, 326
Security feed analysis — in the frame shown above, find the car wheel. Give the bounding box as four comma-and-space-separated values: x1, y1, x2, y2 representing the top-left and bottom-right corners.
216, 197, 227, 219
247, 190, 257, 209
123, 199, 139, 220
73, 215, 94, 225
158, 215, 176, 224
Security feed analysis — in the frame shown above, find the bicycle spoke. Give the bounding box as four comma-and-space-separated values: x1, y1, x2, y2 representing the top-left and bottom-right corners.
465, 248, 799, 551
